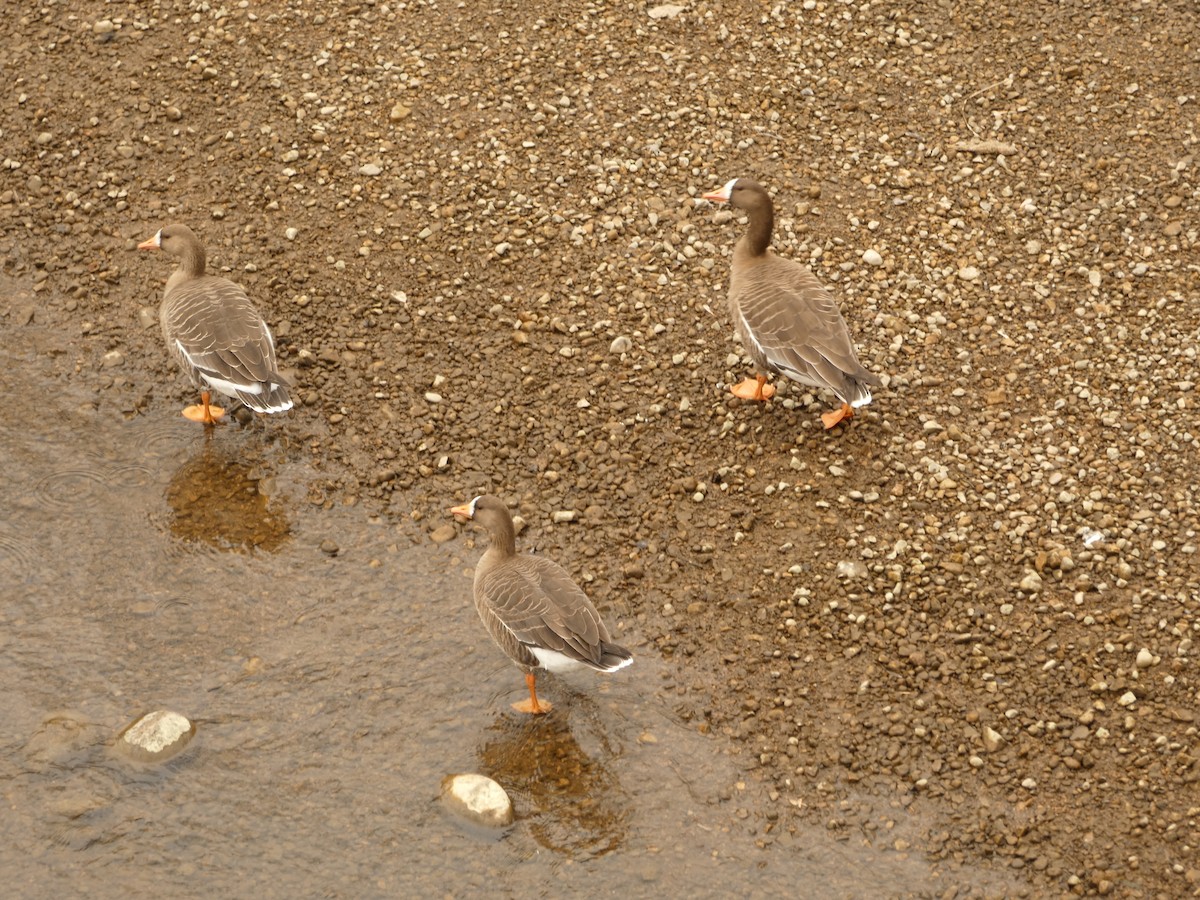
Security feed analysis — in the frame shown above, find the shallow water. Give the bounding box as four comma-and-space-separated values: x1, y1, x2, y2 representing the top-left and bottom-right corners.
0, 321, 988, 897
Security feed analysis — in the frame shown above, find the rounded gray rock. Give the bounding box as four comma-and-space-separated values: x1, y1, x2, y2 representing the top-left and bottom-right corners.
440, 773, 513, 829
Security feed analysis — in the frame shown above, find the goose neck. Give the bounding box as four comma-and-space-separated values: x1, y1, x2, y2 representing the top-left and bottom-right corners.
743, 200, 773, 257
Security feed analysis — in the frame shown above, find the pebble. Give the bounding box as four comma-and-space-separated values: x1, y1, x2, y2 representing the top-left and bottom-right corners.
1135, 648, 1154, 668
389, 103, 411, 122
551, 510, 577, 524
609, 335, 633, 354
116, 711, 194, 763
1018, 571, 1043, 592
429, 524, 457, 544
958, 266, 980, 281
836, 560, 868, 580
440, 774, 513, 829
861, 249, 883, 266
647, 4, 686, 19
359, 163, 382, 176
982, 726, 1003, 752
319, 539, 339, 556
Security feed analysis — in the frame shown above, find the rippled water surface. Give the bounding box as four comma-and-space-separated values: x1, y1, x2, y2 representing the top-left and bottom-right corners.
1, 323, 975, 897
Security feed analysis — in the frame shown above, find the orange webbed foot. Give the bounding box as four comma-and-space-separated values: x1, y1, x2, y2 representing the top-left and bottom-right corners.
730, 376, 775, 401
513, 672, 551, 714
821, 403, 854, 430
182, 404, 227, 425
511, 697, 553, 715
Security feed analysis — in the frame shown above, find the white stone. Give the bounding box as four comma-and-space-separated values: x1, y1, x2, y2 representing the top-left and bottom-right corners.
118, 710, 195, 763
958, 266, 980, 281
359, 163, 382, 176
1135, 648, 1154, 668
862, 248, 883, 266
836, 560, 868, 580
648, 4, 686, 19
1018, 571, 1043, 592
441, 774, 513, 828
609, 335, 632, 354
982, 726, 1003, 752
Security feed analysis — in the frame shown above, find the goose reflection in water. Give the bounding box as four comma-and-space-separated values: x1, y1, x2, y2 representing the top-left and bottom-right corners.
478, 706, 629, 859
165, 434, 290, 553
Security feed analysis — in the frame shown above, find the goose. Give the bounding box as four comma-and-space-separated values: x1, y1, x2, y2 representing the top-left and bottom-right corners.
450, 495, 633, 714
702, 178, 881, 428
138, 224, 292, 425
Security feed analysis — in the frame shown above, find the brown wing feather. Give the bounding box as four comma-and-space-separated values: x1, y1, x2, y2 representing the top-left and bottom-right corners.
731, 253, 879, 404
474, 553, 611, 669
162, 275, 292, 410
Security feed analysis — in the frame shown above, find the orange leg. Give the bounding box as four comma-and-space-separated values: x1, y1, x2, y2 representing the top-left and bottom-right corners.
820, 403, 854, 430
511, 672, 552, 715
730, 374, 776, 401
182, 391, 226, 426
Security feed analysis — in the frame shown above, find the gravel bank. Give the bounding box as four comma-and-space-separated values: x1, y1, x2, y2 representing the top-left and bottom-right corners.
3, 1, 1197, 894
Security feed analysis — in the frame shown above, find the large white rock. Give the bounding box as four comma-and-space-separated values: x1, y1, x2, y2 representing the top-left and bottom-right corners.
441, 774, 514, 829
116, 710, 195, 763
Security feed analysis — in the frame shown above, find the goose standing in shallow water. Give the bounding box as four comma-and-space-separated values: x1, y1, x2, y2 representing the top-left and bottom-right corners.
450, 495, 633, 715
702, 178, 881, 429
138, 224, 293, 425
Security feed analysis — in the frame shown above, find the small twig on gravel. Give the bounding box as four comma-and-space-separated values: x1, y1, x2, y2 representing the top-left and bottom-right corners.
964, 74, 1015, 101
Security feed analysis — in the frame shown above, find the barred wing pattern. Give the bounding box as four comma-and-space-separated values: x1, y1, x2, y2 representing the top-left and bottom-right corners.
474, 552, 629, 673
162, 275, 293, 413
731, 253, 880, 407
